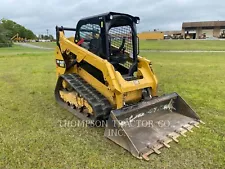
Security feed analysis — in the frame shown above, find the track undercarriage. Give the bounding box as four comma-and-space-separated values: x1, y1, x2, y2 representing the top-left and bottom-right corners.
55, 73, 112, 122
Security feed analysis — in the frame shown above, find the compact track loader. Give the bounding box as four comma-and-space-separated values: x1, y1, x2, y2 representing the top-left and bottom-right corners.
55, 12, 203, 160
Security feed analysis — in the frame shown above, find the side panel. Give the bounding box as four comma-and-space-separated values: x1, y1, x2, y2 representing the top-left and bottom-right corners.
77, 67, 116, 107
55, 47, 66, 77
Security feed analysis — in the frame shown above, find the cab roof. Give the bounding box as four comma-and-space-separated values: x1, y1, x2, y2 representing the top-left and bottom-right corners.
79, 12, 140, 23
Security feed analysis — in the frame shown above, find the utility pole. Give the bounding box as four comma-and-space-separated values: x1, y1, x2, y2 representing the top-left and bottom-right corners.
46, 29, 49, 36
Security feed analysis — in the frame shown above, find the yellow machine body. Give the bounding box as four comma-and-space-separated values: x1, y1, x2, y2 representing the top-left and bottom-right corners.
55, 31, 158, 109
54, 12, 202, 160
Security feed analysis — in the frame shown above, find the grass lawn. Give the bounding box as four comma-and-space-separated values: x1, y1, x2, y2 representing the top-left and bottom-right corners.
0, 45, 46, 55
27, 42, 56, 48
27, 40, 225, 51
140, 40, 225, 51
0, 46, 224, 168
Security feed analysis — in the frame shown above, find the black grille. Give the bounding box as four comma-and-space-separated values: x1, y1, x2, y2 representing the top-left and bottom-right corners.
109, 26, 133, 53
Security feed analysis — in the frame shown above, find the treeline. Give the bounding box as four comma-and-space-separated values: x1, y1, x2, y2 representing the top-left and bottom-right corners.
38, 34, 54, 41
0, 19, 36, 47
0, 23, 10, 47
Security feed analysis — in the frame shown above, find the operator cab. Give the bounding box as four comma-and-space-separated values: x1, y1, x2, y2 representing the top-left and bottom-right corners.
75, 12, 140, 77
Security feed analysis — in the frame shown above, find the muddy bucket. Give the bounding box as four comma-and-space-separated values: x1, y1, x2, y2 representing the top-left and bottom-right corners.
104, 92, 203, 160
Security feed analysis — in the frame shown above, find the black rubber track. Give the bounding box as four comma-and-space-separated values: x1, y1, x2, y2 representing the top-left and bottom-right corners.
55, 73, 112, 122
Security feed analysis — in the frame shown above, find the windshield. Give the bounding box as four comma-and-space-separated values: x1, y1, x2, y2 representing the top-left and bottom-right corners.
109, 25, 133, 55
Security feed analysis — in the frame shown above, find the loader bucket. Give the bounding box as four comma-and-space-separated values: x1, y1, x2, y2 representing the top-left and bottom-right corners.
104, 92, 203, 160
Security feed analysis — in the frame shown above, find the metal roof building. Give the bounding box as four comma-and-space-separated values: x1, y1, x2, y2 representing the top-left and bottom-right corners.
182, 21, 225, 39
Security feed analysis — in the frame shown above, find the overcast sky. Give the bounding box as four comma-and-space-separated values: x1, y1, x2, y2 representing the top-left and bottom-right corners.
1, 0, 225, 36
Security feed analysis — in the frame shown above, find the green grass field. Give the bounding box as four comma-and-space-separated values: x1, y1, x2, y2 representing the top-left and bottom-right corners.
140, 40, 225, 51
0, 45, 45, 54
0, 45, 224, 168
28, 40, 225, 51
28, 42, 55, 48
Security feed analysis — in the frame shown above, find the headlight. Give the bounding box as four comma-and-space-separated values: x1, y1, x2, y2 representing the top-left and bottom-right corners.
136, 19, 140, 24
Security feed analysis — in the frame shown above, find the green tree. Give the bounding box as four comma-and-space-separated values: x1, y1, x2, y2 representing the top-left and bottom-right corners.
49, 35, 54, 41
1, 19, 36, 39
44, 35, 49, 40
0, 23, 12, 47
38, 34, 54, 41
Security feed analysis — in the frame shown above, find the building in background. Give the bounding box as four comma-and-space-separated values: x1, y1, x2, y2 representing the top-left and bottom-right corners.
182, 21, 225, 39
139, 20, 225, 40
138, 30, 182, 40
163, 30, 182, 39
138, 31, 164, 40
